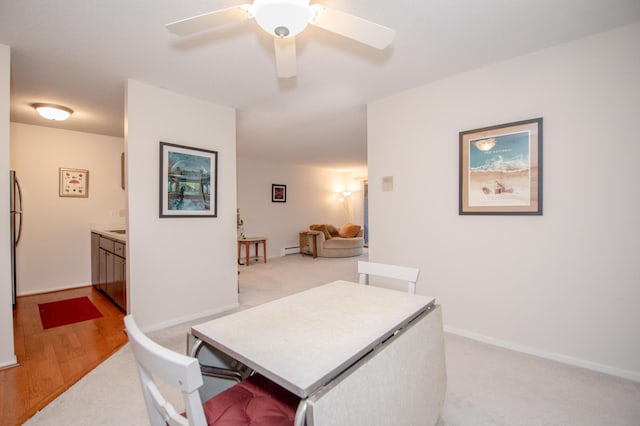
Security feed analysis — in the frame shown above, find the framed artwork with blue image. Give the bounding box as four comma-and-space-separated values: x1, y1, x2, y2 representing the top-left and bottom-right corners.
159, 142, 217, 218
459, 118, 542, 215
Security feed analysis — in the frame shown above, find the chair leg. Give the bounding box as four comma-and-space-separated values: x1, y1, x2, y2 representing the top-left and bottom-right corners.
294, 399, 308, 426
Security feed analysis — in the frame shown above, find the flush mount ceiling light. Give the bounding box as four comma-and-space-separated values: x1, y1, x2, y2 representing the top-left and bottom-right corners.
32, 103, 74, 121
166, 0, 395, 78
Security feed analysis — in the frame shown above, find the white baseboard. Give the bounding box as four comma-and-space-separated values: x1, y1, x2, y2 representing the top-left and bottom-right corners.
444, 325, 640, 383
141, 302, 240, 333
18, 282, 90, 296
0, 356, 18, 369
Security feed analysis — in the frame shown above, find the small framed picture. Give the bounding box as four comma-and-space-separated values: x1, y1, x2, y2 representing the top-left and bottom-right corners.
272, 184, 286, 203
59, 168, 89, 198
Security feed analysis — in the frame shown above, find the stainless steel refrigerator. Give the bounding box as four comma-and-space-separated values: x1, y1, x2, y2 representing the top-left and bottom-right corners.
10, 170, 22, 308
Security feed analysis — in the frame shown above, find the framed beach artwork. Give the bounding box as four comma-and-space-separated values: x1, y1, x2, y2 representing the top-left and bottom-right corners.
159, 142, 218, 218
59, 167, 89, 198
272, 184, 286, 202
459, 118, 543, 215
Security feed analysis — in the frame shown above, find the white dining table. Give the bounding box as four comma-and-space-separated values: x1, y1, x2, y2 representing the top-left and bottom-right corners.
191, 280, 435, 399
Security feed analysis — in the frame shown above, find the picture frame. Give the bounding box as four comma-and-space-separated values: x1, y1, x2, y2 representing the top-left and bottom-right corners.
59, 167, 89, 198
272, 184, 286, 203
459, 118, 542, 215
159, 142, 218, 218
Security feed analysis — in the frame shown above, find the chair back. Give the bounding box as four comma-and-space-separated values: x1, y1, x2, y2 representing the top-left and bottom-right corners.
124, 315, 207, 426
357, 261, 420, 294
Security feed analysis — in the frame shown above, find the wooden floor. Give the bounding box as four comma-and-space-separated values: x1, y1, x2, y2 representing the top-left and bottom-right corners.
0, 286, 127, 426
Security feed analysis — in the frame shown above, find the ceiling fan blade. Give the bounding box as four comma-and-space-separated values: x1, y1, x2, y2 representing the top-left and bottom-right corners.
166, 5, 252, 36
274, 37, 297, 78
310, 6, 395, 49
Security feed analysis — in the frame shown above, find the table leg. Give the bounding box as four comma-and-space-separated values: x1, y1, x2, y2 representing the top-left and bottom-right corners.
254, 242, 259, 264
299, 233, 307, 256
263, 239, 267, 263
245, 241, 250, 266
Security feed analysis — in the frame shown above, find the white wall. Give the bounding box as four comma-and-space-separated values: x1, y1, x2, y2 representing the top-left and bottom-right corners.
9, 123, 125, 294
126, 80, 238, 331
237, 156, 363, 256
368, 23, 640, 381
0, 44, 16, 367
345, 169, 368, 240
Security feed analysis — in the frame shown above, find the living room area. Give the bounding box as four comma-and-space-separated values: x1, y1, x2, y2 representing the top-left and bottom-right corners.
236, 156, 369, 262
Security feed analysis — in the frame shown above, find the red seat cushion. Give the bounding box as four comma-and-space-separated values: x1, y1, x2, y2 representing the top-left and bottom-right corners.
202, 374, 299, 426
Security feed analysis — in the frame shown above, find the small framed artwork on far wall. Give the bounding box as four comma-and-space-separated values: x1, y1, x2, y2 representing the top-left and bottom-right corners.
59, 167, 89, 198
272, 184, 286, 203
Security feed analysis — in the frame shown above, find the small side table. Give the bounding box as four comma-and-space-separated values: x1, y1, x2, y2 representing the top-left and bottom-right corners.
299, 231, 317, 258
238, 237, 267, 266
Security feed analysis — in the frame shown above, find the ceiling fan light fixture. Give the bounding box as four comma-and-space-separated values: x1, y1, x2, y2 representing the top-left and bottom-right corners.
32, 103, 74, 121
165, 1, 396, 78
253, 0, 311, 38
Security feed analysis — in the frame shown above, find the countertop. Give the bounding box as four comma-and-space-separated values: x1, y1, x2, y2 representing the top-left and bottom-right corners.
92, 227, 126, 243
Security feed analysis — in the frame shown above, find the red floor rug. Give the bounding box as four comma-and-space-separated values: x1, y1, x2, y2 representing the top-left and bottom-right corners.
39, 296, 103, 329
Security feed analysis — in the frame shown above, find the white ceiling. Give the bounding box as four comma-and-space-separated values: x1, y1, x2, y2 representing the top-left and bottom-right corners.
2, 1, 640, 170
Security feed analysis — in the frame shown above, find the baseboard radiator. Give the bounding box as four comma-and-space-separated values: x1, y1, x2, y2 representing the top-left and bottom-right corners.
282, 246, 300, 256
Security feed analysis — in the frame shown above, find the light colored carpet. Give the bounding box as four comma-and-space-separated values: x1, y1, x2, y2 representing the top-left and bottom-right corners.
24, 252, 640, 425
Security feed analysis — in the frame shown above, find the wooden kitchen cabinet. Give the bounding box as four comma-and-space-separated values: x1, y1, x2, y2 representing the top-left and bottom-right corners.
91, 232, 100, 285
91, 232, 126, 311
112, 255, 126, 310
98, 247, 109, 293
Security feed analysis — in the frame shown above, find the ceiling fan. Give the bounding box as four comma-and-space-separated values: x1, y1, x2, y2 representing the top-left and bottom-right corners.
166, 0, 395, 78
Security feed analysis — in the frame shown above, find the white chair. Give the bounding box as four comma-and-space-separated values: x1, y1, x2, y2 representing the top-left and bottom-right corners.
357, 261, 420, 294
124, 315, 298, 426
